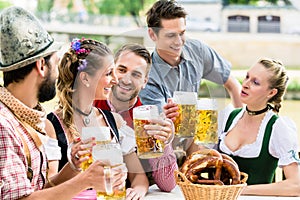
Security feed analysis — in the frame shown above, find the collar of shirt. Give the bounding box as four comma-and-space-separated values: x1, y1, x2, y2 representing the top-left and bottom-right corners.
106, 98, 138, 114
0, 86, 46, 134
152, 46, 193, 78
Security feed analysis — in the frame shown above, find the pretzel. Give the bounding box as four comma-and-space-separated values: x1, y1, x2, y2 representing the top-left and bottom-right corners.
181, 149, 222, 174
221, 158, 240, 185
185, 155, 223, 183
179, 149, 243, 185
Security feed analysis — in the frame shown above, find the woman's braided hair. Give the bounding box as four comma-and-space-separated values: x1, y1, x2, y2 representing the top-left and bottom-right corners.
56, 38, 112, 138
259, 58, 289, 113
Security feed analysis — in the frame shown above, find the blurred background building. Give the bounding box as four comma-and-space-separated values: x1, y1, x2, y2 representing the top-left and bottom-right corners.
1, 0, 300, 67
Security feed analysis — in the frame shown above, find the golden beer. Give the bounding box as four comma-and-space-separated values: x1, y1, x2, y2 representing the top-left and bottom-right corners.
173, 91, 198, 138
194, 99, 218, 145
80, 152, 93, 171
133, 118, 164, 159
92, 144, 126, 199
96, 165, 126, 200
133, 105, 164, 159
173, 104, 197, 137
80, 127, 111, 171
96, 189, 126, 200
80, 141, 109, 171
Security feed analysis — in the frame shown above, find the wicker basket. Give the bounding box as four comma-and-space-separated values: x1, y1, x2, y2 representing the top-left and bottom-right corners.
175, 170, 247, 200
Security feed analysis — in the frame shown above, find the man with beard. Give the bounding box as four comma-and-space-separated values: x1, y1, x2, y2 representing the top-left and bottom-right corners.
93, 43, 178, 192
94, 44, 150, 129
0, 6, 116, 199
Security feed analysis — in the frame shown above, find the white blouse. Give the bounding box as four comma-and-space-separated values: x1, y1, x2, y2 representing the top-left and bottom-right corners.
42, 136, 62, 161
117, 119, 137, 156
218, 105, 299, 167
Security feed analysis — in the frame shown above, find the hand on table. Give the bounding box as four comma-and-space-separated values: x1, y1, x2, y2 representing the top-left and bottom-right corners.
126, 188, 144, 200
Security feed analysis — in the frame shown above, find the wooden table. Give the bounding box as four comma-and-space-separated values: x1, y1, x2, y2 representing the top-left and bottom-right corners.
145, 185, 300, 200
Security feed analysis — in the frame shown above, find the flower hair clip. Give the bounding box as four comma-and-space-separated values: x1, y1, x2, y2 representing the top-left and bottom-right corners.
71, 38, 90, 55
77, 59, 87, 71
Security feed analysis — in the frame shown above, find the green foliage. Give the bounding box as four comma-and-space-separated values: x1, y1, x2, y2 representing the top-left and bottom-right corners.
98, 0, 122, 15
83, 0, 97, 14
287, 79, 300, 92
95, 0, 153, 15
0, 0, 13, 9
37, 0, 54, 12
95, 0, 156, 26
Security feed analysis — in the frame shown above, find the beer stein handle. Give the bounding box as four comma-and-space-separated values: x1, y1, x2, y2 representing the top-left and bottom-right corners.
104, 166, 113, 195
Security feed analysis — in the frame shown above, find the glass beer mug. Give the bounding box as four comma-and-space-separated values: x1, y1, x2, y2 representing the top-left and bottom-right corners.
80, 127, 127, 200
92, 143, 127, 200
133, 105, 164, 159
80, 126, 111, 171
173, 91, 197, 138
194, 98, 218, 147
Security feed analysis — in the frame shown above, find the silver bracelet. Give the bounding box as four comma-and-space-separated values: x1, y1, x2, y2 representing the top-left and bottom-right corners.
67, 142, 82, 172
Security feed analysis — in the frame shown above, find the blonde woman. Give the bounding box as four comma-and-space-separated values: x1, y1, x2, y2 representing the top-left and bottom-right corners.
218, 58, 300, 196
47, 38, 151, 199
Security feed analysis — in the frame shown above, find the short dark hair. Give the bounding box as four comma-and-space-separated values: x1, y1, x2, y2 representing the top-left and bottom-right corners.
146, 0, 187, 32
114, 43, 151, 76
3, 54, 52, 87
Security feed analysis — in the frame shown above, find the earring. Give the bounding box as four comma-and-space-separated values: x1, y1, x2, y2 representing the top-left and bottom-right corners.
86, 83, 90, 88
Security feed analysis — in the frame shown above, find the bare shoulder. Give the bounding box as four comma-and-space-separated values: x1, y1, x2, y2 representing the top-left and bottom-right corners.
45, 118, 57, 139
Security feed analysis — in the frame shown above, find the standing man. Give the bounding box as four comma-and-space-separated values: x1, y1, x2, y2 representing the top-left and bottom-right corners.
139, 0, 242, 111
94, 43, 178, 192
0, 6, 119, 199
138, 0, 243, 156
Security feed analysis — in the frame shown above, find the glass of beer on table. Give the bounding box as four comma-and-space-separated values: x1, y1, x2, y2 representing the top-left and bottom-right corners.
81, 127, 127, 200
92, 143, 127, 200
173, 91, 197, 138
194, 98, 218, 147
133, 105, 164, 159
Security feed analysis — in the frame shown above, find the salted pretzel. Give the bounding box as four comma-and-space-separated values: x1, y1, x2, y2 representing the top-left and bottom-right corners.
179, 149, 245, 185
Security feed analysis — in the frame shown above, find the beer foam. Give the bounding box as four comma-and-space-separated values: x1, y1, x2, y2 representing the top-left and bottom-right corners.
82, 126, 110, 141
133, 105, 159, 120
173, 91, 197, 105
197, 98, 218, 110
92, 143, 123, 166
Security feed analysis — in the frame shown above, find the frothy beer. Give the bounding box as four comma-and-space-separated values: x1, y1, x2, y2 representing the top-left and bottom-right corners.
173, 91, 198, 138
80, 127, 111, 171
92, 143, 126, 199
133, 105, 164, 159
194, 99, 218, 146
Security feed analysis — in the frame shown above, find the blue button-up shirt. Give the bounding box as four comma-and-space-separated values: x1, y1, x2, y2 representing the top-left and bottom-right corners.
139, 39, 231, 111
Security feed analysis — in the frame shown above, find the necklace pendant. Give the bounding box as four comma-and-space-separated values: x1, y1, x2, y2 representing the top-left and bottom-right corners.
83, 116, 91, 126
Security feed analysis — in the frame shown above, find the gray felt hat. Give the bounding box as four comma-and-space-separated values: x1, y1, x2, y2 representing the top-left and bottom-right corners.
0, 6, 61, 72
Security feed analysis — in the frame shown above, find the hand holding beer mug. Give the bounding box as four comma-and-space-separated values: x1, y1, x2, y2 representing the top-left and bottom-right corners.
173, 91, 197, 138
80, 127, 111, 170
133, 105, 165, 159
194, 98, 218, 147
92, 143, 127, 200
